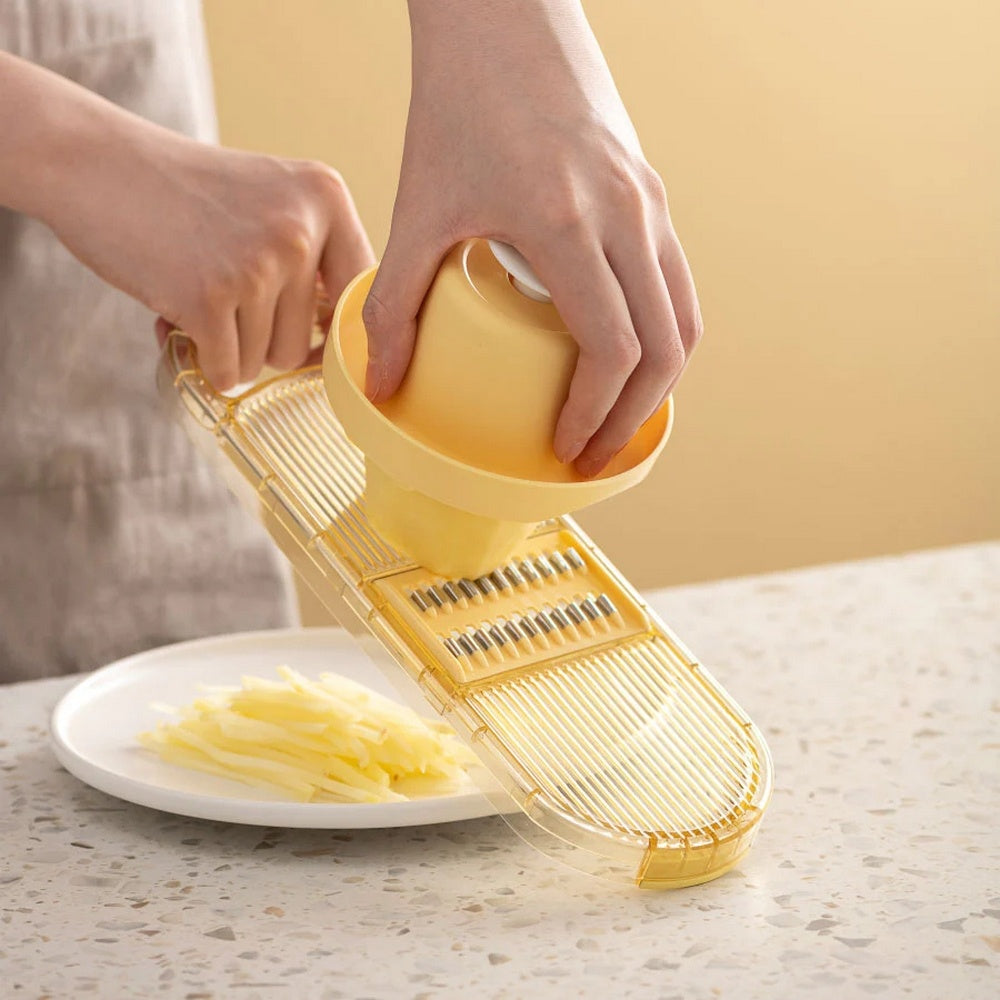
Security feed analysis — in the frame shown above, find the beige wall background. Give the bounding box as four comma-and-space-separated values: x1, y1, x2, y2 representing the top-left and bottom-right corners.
203, 0, 998, 613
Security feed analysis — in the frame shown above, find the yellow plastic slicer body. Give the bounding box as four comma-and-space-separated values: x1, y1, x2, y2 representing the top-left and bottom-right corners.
160, 334, 772, 888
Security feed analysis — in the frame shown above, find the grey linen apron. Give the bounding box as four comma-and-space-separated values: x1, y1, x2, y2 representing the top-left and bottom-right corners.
0, 1, 298, 682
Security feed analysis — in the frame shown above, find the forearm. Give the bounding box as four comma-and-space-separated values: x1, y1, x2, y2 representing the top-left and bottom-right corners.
406, 0, 601, 82
0, 52, 186, 229
404, 0, 626, 143
406, 0, 591, 52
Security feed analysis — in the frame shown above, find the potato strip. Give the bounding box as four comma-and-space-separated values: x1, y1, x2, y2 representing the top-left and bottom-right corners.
138, 667, 478, 803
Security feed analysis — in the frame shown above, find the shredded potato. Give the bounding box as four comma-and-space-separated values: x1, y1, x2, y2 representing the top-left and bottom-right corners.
138, 666, 478, 803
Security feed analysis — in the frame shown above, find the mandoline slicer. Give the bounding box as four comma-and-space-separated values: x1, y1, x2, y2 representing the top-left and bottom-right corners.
158, 242, 772, 888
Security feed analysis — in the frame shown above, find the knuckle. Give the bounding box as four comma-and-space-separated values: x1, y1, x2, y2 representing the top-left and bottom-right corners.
536, 182, 588, 235
609, 167, 646, 215
274, 218, 314, 264
639, 163, 669, 209
197, 271, 236, 311
599, 329, 642, 376
642, 338, 686, 382
303, 161, 346, 202
239, 247, 279, 298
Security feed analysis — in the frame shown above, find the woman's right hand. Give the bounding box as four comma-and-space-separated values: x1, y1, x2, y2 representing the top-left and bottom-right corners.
0, 52, 373, 391
51, 136, 374, 390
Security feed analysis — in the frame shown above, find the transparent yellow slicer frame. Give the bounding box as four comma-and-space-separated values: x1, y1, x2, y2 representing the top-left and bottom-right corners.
158, 316, 772, 890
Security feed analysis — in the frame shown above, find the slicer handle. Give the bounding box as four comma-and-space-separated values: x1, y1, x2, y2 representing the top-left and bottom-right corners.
488, 240, 552, 303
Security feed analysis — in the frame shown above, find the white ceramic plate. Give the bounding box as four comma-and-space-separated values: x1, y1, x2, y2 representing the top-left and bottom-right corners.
50, 628, 503, 828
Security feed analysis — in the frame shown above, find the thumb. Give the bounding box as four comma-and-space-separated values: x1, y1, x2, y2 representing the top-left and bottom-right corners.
362, 222, 449, 402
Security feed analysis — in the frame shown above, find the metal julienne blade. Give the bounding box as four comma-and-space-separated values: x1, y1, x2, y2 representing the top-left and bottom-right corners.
159, 333, 773, 887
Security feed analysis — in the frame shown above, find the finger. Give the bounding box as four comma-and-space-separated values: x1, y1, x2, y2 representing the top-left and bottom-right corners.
267, 265, 317, 371
305, 271, 333, 366
317, 215, 376, 372
154, 316, 175, 349
361, 212, 449, 402
660, 235, 704, 358
573, 239, 685, 477
526, 241, 640, 464
613, 239, 701, 443
646, 236, 705, 408
236, 291, 280, 383
189, 309, 240, 392
303, 342, 326, 367
318, 204, 376, 306
315, 272, 336, 331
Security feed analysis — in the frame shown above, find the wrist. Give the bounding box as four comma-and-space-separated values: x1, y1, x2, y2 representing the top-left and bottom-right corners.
44, 104, 192, 233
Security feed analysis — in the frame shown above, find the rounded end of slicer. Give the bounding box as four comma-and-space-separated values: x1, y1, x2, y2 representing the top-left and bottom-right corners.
323, 241, 673, 574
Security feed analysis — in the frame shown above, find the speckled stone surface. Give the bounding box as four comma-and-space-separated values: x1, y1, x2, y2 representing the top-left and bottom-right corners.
1, 543, 997, 999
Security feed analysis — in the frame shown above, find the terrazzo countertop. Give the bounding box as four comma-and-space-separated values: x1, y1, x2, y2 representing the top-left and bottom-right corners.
2, 543, 998, 999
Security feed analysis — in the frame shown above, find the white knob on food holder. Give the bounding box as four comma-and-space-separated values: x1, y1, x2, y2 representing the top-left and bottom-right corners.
488, 240, 552, 303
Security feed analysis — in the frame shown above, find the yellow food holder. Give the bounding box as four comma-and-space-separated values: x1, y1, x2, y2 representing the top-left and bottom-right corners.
323, 239, 672, 577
